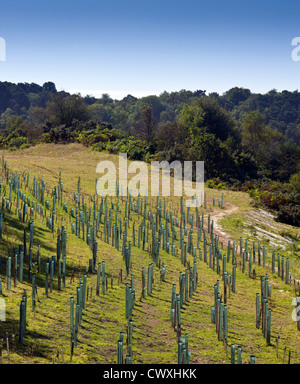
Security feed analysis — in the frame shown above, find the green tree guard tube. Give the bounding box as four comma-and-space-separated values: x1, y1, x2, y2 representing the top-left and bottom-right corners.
45, 262, 49, 297
237, 346, 242, 364
211, 306, 216, 324
176, 294, 181, 330
19, 297, 26, 344
37, 245, 41, 273
14, 248, 18, 288
256, 293, 260, 329
218, 302, 224, 341
7, 256, 11, 290
70, 297, 74, 338
74, 304, 79, 346
223, 254, 226, 277
178, 340, 183, 364
240, 237, 243, 256
263, 299, 268, 339
128, 319, 133, 357
96, 263, 101, 296
102, 261, 105, 294
82, 274, 87, 309
223, 305, 228, 342
267, 308, 271, 345
50, 259, 54, 293
118, 340, 123, 364
281, 256, 284, 281
232, 264, 236, 293
185, 269, 189, 302
170, 284, 176, 324
227, 241, 231, 262
142, 267, 146, 299
32, 272, 36, 311
230, 344, 235, 364
285, 258, 289, 284
193, 260, 197, 291
19, 247, 24, 283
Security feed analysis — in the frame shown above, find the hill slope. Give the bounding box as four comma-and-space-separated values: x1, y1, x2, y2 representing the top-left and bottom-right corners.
0, 143, 299, 364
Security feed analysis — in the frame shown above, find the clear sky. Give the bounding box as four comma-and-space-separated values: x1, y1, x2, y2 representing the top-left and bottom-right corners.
0, 0, 299, 99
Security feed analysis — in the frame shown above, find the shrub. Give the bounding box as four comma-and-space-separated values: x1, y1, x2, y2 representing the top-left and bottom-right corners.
9, 136, 29, 148
276, 204, 300, 226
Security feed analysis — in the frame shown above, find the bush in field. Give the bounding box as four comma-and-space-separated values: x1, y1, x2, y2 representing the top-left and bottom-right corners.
276, 204, 300, 226
104, 138, 149, 160
206, 178, 229, 190
9, 136, 29, 149
245, 178, 300, 226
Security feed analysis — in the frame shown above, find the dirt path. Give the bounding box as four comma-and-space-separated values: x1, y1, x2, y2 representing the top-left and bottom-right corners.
209, 203, 239, 246
210, 202, 300, 285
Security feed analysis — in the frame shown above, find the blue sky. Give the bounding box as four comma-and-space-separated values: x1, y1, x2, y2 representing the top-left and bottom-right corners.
0, 0, 299, 99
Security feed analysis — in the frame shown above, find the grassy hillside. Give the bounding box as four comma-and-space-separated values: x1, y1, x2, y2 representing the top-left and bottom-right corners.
0, 143, 299, 364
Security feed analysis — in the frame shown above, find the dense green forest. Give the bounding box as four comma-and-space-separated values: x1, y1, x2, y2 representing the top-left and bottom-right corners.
0, 81, 299, 226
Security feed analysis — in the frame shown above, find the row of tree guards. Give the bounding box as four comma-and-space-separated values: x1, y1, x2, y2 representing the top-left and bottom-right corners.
22, 171, 300, 360
0, 154, 299, 364
256, 274, 272, 345
23, 171, 300, 362
70, 274, 87, 348
1, 159, 295, 292
117, 320, 133, 364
